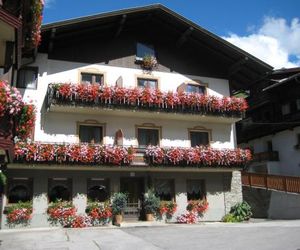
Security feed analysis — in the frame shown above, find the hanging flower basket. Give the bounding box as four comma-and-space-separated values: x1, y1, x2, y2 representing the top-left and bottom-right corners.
141, 55, 158, 70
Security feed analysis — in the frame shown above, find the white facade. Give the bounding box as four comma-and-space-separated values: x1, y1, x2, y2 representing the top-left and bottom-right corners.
20, 53, 237, 149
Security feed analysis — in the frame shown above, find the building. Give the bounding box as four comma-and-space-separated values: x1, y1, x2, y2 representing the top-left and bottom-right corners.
238, 67, 300, 219
1, 4, 273, 228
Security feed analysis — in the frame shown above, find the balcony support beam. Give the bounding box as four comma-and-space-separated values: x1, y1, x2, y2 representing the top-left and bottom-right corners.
228, 56, 249, 76
176, 26, 194, 48
114, 14, 127, 38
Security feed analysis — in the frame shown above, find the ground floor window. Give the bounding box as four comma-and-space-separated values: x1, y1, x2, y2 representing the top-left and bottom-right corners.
7, 178, 33, 204
87, 178, 110, 202
187, 179, 206, 201
48, 178, 72, 202
154, 179, 175, 201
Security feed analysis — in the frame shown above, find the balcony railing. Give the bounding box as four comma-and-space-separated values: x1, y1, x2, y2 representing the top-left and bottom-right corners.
242, 172, 300, 194
14, 142, 251, 168
252, 151, 279, 162
46, 83, 247, 118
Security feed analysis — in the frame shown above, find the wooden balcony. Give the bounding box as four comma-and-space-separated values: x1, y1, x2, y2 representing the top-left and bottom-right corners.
252, 151, 279, 162
46, 84, 245, 123
242, 172, 300, 194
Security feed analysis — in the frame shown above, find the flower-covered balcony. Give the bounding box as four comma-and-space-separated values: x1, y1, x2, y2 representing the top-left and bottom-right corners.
0, 81, 36, 164
46, 83, 248, 123
11, 142, 252, 172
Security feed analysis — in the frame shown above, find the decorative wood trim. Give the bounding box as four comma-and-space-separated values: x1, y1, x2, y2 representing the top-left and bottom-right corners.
76, 120, 106, 144
188, 126, 212, 147
135, 123, 162, 147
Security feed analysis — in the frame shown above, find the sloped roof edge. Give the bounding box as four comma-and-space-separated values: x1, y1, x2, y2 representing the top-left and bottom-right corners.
42, 4, 273, 71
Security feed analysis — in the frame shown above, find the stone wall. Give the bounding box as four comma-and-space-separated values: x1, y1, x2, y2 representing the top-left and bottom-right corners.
223, 171, 243, 214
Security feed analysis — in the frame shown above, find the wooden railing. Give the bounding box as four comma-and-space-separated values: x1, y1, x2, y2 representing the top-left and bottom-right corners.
242, 172, 300, 194
252, 151, 279, 162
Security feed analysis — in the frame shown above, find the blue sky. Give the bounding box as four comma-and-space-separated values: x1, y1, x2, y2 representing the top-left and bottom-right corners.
43, 0, 300, 69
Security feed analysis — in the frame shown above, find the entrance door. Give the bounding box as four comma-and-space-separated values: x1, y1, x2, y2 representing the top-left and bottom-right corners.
120, 177, 144, 220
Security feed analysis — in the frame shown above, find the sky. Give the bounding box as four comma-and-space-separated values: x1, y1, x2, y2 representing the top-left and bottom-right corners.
43, 0, 300, 69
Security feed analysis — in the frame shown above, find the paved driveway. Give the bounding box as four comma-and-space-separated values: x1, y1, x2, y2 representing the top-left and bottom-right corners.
1, 220, 300, 250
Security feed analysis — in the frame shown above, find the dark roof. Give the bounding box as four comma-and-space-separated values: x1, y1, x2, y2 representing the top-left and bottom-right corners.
263, 71, 300, 91
41, 4, 273, 90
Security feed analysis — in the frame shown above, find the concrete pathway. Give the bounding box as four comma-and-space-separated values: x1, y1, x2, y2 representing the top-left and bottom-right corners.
0, 220, 300, 250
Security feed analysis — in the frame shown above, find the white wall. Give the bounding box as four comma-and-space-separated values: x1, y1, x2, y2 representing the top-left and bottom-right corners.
241, 126, 300, 176
19, 53, 235, 149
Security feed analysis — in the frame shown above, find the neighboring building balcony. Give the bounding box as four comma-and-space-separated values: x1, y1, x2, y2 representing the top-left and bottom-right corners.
252, 151, 279, 162
0, 113, 14, 163
11, 142, 252, 171
46, 83, 247, 123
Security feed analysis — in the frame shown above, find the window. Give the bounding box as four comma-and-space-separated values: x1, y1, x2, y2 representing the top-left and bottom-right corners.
154, 179, 174, 201
266, 140, 273, 152
296, 99, 300, 111
137, 128, 159, 147
186, 84, 206, 94
7, 178, 33, 204
136, 42, 155, 60
87, 178, 110, 202
79, 124, 103, 144
281, 103, 291, 115
187, 179, 206, 201
81, 72, 103, 85
17, 67, 38, 89
189, 130, 210, 147
137, 78, 158, 89
48, 178, 72, 202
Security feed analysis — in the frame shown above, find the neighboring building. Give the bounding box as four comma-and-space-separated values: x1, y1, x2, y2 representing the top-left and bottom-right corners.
1, 5, 272, 228
238, 67, 300, 219
0, 0, 43, 166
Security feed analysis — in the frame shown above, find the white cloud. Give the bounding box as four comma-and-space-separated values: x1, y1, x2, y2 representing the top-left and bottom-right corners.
44, 0, 55, 9
223, 17, 300, 69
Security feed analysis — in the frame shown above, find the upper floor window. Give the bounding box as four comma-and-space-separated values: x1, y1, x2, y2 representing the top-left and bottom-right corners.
186, 84, 206, 94
81, 72, 103, 85
137, 78, 158, 89
79, 124, 104, 144
17, 67, 38, 89
137, 127, 160, 147
189, 130, 210, 147
136, 42, 155, 60
281, 103, 291, 115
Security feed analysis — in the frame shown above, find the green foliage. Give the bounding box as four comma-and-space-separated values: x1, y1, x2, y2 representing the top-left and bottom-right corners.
47, 200, 73, 210
143, 189, 160, 214
0, 172, 7, 186
4, 201, 32, 214
230, 201, 252, 221
222, 213, 239, 223
111, 192, 127, 215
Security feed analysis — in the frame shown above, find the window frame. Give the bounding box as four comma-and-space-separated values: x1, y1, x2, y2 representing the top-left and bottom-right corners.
48, 178, 72, 203
7, 178, 33, 204
16, 66, 38, 89
188, 127, 211, 147
78, 68, 106, 86
77, 120, 106, 144
154, 178, 175, 202
135, 75, 160, 89
186, 179, 206, 201
184, 80, 208, 94
136, 42, 156, 61
87, 178, 110, 202
135, 123, 162, 147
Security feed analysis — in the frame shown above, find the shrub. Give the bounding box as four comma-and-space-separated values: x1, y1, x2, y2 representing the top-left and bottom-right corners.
111, 192, 127, 215
222, 213, 239, 223
143, 189, 160, 214
230, 201, 252, 221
